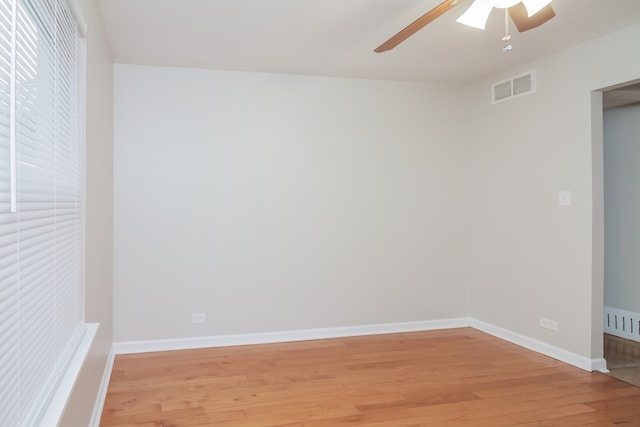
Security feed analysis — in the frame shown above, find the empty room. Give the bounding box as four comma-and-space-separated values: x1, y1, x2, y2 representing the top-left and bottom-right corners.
3, 0, 640, 426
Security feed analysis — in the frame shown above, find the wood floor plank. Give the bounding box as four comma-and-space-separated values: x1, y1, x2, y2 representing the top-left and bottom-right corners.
100, 328, 640, 426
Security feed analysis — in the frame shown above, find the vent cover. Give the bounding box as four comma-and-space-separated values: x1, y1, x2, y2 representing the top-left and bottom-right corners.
492, 70, 536, 104
604, 306, 640, 343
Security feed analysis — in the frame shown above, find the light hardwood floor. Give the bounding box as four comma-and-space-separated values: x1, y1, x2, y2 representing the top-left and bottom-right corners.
101, 328, 640, 426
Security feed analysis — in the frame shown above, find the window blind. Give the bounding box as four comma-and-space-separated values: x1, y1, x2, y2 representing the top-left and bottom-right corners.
0, 0, 85, 425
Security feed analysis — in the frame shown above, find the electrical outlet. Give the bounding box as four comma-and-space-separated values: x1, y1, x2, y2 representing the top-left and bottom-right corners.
191, 313, 206, 324
539, 317, 558, 331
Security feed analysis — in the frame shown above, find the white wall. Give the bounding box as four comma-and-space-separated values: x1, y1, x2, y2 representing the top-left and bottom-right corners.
60, 0, 114, 425
465, 23, 640, 359
113, 65, 467, 342
112, 22, 640, 364
604, 104, 640, 313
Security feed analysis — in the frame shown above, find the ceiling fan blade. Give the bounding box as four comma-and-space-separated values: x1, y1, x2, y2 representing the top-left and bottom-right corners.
509, 2, 556, 32
374, 0, 465, 53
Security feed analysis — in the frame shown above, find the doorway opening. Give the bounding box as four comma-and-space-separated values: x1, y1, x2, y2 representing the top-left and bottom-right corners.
602, 81, 640, 387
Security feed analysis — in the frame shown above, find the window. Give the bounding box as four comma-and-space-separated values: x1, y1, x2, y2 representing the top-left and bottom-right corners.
0, 0, 87, 425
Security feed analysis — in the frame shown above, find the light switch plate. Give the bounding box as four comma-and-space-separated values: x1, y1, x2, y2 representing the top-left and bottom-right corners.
559, 191, 571, 207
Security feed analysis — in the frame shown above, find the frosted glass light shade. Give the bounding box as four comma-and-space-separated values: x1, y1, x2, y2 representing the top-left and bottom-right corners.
456, 0, 495, 30
493, 0, 521, 7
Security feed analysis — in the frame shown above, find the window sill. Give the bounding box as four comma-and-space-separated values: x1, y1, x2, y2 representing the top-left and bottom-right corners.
39, 323, 99, 427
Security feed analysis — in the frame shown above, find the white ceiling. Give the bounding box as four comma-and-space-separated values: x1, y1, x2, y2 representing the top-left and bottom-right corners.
97, 0, 640, 84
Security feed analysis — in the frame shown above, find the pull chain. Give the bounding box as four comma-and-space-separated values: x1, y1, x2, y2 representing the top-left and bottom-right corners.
502, 9, 513, 52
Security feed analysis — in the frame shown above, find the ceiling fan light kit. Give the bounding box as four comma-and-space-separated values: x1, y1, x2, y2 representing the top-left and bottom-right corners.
456, 0, 553, 30
374, 0, 556, 53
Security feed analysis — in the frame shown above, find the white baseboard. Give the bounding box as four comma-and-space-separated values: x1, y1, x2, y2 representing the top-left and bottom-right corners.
112, 317, 606, 374
112, 318, 471, 355
469, 319, 608, 373
88, 348, 115, 427
590, 357, 609, 373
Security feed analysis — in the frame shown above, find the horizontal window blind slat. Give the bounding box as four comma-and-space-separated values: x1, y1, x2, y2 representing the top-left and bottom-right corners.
0, 265, 18, 283
0, 281, 18, 313
1, 0, 85, 424
0, 345, 19, 425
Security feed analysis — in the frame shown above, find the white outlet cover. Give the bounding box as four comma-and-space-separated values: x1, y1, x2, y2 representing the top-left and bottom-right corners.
539, 317, 559, 331
191, 313, 206, 323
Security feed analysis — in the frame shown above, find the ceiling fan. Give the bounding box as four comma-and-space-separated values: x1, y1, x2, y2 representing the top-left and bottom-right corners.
374, 0, 556, 53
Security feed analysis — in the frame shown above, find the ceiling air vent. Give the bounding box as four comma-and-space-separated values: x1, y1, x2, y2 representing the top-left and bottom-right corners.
491, 70, 536, 104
